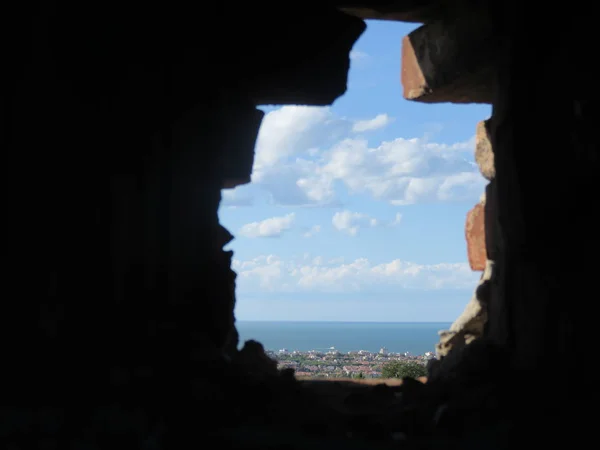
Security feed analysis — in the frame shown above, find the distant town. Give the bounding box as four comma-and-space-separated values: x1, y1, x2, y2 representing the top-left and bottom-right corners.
266, 346, 435, 378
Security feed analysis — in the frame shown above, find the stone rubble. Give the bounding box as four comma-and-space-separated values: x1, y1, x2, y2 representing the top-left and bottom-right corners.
434, 115, 496, 363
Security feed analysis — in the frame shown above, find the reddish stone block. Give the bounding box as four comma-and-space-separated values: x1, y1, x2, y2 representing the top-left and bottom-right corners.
401, 34, 427, 101
466, 202, 487, 271
400, 19, 496, 104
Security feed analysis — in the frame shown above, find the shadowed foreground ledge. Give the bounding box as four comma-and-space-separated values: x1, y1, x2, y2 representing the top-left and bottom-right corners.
297, 377, 428, 385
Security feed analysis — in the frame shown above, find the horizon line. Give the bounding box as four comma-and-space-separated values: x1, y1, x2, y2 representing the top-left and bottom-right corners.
237, 320, 452, 323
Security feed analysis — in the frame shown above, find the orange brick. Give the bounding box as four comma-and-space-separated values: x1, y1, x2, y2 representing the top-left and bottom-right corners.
466, 203, 487, 271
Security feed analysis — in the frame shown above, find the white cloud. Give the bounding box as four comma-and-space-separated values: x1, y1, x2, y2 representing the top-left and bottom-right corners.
253, 106, 332, 171
320, 137, 483, 206
303, 225, 321, 238
332, 210, 377, 236
352, 114, 392, 132
221, 188, 253, 207
390, 212, 402, 226
232, 254, 479, 293
349, 50, 369, 61
239, 213, 295, 238
331, 210, 402, 235
349, 50, 371, 69
248, 106, 484, 207
234, 255, 283, 288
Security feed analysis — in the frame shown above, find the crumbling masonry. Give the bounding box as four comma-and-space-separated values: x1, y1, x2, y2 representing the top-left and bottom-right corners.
4, 1, 598, 448
435, 120, 494, 358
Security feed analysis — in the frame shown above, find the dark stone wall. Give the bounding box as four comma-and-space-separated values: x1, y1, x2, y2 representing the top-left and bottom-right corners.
3, 3, 364, 447
488, 8, 598, 371
3, 0, 599, 447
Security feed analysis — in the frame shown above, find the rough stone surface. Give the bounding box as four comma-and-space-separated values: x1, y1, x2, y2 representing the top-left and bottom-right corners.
4, 3, 367, 448
435, 260, 494, 359
5, 1, 598, 447
400, 10, 498, 104
475, 119, 495, 179
484, 180, 500, 262
220, 105, 264, 189
341, 1, 447, 24
486, 8, 599, 383
450, 260, 493, 336
466, 202, 487, 271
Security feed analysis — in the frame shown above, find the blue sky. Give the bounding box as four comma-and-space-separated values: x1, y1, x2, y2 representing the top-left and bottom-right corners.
219, 20, 491, 322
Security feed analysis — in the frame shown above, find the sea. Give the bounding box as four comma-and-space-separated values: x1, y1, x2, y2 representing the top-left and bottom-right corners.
237, 321, 452, 355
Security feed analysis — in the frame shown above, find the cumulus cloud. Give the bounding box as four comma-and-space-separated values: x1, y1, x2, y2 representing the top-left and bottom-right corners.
331, 210, 402, 235
239, 213, 295, 238
352, 114, 392, 132
321, 137, 483, 206
332, 210, 377, 236
232, 254, 479, 293
221, 188, 253, 207
248, 106, 484, 207
303, 225, 321, 238
253, 106, 333, 171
